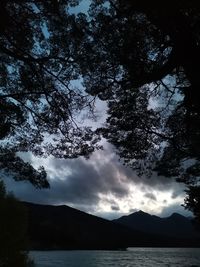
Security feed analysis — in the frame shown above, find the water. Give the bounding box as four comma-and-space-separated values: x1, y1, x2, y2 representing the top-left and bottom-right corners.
30, 248, 200, 267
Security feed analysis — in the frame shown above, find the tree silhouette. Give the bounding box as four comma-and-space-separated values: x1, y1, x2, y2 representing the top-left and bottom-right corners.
0, 1, 200, 220
0, 180, 33, 267
75, 1, 200, 219
0, 0, 101, 188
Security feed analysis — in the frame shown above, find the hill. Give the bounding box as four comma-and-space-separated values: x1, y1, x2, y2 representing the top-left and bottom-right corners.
23, 203, 200, 249
113, 210, 200, 241
23, 202, 147, 250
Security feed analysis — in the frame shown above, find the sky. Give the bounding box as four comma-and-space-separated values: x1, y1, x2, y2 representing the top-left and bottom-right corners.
2, 0, 192, 220
4, 139, 191, 220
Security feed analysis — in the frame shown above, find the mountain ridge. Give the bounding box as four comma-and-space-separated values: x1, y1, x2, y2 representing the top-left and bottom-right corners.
113, 210, 200, 240
22, 202, 200, 249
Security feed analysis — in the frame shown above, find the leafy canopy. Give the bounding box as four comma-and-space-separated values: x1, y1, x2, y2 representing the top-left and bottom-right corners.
0, 0, 101, 188
1, 0, 200, 219
75, 1, 200, 218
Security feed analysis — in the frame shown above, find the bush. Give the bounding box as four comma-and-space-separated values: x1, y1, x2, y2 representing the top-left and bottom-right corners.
0, 180, 33, 267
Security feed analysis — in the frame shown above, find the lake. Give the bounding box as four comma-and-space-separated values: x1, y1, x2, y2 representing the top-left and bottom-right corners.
30, 248, 200, 267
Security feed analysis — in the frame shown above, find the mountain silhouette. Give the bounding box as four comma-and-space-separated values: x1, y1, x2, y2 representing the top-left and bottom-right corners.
23, 202, 146, 249
23, 203, 200, 249
113, 210, 200, 239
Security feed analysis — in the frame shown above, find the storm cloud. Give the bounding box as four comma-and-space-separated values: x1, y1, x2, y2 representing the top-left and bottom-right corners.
144, 192, 157, 201
3, 142, 188, 218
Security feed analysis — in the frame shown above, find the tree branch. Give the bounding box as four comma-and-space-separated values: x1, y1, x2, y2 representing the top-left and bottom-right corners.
134, 50, 177, 87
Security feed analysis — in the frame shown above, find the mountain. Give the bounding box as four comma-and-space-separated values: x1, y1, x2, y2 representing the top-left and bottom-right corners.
23, 202, 153, 250
23, 203, 200, 250
113, 210, 200, 241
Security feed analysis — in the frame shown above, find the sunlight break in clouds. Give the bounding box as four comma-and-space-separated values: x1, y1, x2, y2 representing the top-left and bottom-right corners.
96, 183, 185, 219
6, 143, 190, 220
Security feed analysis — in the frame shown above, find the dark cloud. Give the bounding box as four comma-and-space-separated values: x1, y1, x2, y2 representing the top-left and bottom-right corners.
111, 205, 120, 211
144, 192, 157, 201
4, 146, 130, 213
3, 142, 187, 218
102, 145, 186, 195
171, 191, 179, 199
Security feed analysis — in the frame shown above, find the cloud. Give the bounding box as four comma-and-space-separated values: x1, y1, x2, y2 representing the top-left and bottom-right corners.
159, 203, 193, 218
3, 142, 188, 219
144, 192, 157, 201
129, 208, 137, 213
171, 188, 185, 199
111, 205, 120, 211
4, 145, 130, 212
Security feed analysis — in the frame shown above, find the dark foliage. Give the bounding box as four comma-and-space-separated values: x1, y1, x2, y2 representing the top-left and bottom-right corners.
1, 1, 200, 219
0, 181, 33, 267
74, 1, 200, 220
184, 186, 200, 224
0, 0, 102, 187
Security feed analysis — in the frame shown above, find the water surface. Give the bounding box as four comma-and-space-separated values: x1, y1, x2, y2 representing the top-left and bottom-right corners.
31, 247, 200, 267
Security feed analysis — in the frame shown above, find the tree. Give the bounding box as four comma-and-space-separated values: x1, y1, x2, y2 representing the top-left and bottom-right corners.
0, 180, 34, 267
0, 0, 101, 188
73, 1, 200, 219
1, 0, 200, 221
